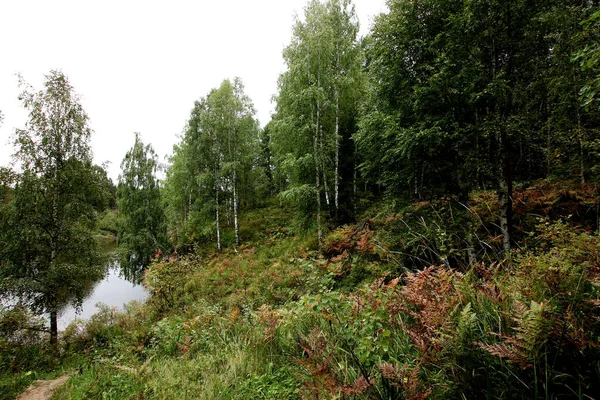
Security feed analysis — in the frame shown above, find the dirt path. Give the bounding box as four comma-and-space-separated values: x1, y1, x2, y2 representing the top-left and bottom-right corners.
16, 374, 72, 400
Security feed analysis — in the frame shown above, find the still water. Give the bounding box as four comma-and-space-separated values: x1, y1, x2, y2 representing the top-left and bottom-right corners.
58, 256, 148, 330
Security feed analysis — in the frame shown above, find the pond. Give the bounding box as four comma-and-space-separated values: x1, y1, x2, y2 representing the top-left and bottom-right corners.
57, 254, 148, 330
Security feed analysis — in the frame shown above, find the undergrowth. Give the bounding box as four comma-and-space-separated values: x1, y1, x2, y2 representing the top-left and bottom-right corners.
3, 181, 600, 399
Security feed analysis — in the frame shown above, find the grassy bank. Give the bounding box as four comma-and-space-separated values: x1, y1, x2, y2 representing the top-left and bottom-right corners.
3, 181, 600, 399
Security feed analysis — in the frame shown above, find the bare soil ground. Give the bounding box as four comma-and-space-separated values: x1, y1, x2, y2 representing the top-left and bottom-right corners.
16, 374, 72, 400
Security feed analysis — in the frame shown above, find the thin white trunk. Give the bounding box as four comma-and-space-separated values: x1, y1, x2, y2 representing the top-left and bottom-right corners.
466, 230, 476, 267
233, 170, 239, 246
183, 191, 190, 222
334, 92, 340, 215
497, 131, 511, 252
315, 49, 323, 248
323, 172, 331, 207
319, 120, 330, 208
216, 183, 221, 251
50, 165, 60, 346
315, 108, 322, 249
499, 187, 510, 252
573, 56, 586, 185
353, 140, 357, 212
226, 197, 232, 226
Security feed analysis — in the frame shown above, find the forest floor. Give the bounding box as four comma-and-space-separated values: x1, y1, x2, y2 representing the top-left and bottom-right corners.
16, 374, 72, 400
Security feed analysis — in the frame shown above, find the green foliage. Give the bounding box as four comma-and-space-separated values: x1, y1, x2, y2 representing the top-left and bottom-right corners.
163, 78, 260, 250
0, 306, 64, 400
0, 306, 53, 372
96, 209, 118, 236
0, 70, 106, 344
144, 256, 195, 311
117, 133, 167, 278
53, 365, 143, 400
575, 9, 600, 110
236, 366, 300, 399
289, 220, 600, 398
358, 0, 600, 202
272, 0, 364, 234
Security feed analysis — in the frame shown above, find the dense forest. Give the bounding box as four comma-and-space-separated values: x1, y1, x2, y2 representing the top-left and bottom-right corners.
2, 0, 600, 398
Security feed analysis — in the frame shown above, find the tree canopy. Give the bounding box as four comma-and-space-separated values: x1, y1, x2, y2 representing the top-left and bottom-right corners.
0, 70, 106, 344
163, 78, 259, 251
271, 0, 364, 245
117, 133, 167, 278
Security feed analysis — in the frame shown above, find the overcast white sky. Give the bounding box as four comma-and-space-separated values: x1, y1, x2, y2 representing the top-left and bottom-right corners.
0, 0, 387, 181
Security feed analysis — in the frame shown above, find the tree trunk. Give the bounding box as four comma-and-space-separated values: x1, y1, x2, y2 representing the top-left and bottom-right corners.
50, 191, 59, 347
225, 198, 229, 225
183, 191, 190, 222
216, 183, 221, 251
233, 171, 239, 246
497, 128, 512, 253
334, 92, 340, 217
353, 141, 357, 214
580, 137, 586, 185
315, 108, 322, 249
50, 308, 58, 346
319, 122, 331, 209
466, 229, 477, 267
573, 46, 586, 185
323, 171, 331, 207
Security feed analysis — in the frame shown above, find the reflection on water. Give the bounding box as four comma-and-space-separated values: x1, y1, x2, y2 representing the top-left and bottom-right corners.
118, 248, 152, 285
58, 256, 148, 330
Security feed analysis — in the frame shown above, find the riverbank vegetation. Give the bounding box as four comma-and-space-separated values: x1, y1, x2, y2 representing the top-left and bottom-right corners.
1, 0, 600, 398
13, 185, 600, 399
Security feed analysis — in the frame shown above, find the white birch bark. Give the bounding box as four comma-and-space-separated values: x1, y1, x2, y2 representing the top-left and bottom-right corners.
216, 179, 221, 251
233, 169, 239, 246
334, 92, 339, 215
315, 107, 322, 249
497, 131, 511, 252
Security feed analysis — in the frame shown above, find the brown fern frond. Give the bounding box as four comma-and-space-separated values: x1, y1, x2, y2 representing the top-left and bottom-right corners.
341, 376, 372, 396
377, 362, 430, 400
378, 362, 403, 381
588, 299, 600, 307
478, 281, 505, 304
256, 304, 282, 343
356, 229, 375, 253
176, 335, 192, 355
398, 266, 463, 358
478, 341, 531, 369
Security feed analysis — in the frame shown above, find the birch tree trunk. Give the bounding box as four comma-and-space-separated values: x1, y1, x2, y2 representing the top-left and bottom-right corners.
315, 107, 322, 249
334, 91, 340, 217
216, 180, 221, 251
466, 229, 477, 267
233, 169, 239, 246
49, 160, 60, 346
323, 171, 331, 207
497, 128, 512, 253
353, 141, 357, 213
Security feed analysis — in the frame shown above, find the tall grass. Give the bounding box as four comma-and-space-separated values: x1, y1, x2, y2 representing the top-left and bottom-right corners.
10, 185, 600, 399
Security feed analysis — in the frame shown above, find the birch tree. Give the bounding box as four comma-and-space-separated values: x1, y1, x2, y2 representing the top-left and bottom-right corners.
164, 79, 258, 250
117, 133, 167, 276
273, 0, 362, 245
0, 71, 105, 345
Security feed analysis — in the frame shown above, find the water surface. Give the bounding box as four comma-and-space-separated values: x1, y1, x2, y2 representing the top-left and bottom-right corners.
58, 258, 148, 330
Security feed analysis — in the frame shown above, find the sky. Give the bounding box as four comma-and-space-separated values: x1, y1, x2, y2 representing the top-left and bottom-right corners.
0, 0, 387, 182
